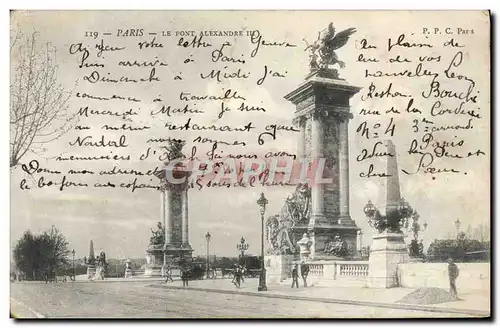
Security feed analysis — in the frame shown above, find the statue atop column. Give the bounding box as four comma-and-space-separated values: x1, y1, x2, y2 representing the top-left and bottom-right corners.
303, 22, 357, 74
163, 139, 186, 161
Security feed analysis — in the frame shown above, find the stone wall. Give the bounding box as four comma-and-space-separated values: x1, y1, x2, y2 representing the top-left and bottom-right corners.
265, 255, 295, 284
397, 262, 490, 292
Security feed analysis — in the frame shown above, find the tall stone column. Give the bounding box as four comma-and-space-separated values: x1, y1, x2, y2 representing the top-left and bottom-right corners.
161, 188, 166, 267
338, 118, 350, 222
310, 113, 325, 228
284, 68, 361, 261
181, 186, 189, 245
297, 117, 306, 160
164, 188, 172, 245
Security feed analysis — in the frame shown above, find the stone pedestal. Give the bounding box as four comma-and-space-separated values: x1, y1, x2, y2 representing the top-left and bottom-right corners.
124, 259, 132, 278
144, 248, 164, 277
368, 232, 409, 288
86, 265, 96, 280
265, 254, 295, 284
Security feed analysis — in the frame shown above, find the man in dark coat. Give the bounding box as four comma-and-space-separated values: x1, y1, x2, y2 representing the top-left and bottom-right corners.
301, 261, 310, 287
233, 265, 241, 288
291, 264, 299, 288
181, 267, 189, 287
448, 258, 459, 297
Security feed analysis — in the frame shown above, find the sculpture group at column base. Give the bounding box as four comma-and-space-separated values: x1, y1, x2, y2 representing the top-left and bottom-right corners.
144, 244, 194, 277
368, 232, 409, 288
306, 225, 359, 261
163, 243, 194, 263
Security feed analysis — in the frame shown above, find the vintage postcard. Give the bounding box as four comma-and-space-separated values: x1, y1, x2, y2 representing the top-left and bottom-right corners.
9, 10, 491, 319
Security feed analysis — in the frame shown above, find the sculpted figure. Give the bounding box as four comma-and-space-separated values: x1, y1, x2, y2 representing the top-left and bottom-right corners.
265, 215, 280, 252
297, 233, 313, 260
149, 222, 165, 247
265, 214, 297, 255
304, 22, 357, 71
265, 185, 313, 255
282, 183, 311, 225
163, 139, 186, 161
324, 235, 347, 257
98, 252, 107, 269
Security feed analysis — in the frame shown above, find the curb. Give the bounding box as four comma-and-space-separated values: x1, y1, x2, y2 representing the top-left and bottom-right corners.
149, 284, 490, 317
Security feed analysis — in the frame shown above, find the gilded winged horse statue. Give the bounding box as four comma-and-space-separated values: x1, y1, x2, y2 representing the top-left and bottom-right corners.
304, 23, 357, 71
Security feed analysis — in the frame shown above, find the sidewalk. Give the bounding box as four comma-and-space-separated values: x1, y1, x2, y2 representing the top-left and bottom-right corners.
149, 278, 490, 317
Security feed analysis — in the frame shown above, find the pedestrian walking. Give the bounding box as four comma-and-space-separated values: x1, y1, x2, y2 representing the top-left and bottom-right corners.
291, 264, 299, 288
182, 267, 189, 287
231, 265, 236, 284
240, 265, 246, 284
448, 258, 459, 297
164, 265, 173, 283
301, 261, 310, 287
233, 265, 241, 288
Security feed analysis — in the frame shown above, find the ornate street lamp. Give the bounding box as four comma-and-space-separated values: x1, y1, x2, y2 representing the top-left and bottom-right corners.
407, 212, 428, 257
397, 198, 414, 230
363, 200, 377, 224
256, 193, 268, 292
363, 199, 416, 233
455, 218, 461, 238
205, 232, 211, 279
358, 231, 363, 256
72, 249, 76, 280
237, 237, 249, 260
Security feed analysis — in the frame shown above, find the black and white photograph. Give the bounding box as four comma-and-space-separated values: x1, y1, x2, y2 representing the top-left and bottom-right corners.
8, 10, 491, 319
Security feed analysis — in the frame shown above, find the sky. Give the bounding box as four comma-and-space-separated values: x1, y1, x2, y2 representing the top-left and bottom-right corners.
10, 11, 490, 260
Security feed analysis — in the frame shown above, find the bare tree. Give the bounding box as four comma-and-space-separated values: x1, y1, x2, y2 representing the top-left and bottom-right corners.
10, 28, 75, 167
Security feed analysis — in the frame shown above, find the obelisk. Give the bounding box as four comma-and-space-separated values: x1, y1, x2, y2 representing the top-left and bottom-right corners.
89, 240, 95, 261
385, 140, 401, 214
368, 140, 409, 288
86, 240, 96, 280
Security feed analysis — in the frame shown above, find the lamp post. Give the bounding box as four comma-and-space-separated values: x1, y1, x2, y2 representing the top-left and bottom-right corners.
357, 231, 363, 257
455, 219, 461, 238
72, 249, 76, 280
179, 244, 185, 268
237, 237, 249, 262
205, 232, 211, 279
257, 193, 268, 292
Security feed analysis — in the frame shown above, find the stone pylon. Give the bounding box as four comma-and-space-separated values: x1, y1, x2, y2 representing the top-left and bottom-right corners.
89, 240, 95, 260
385, 140, 401, 216
153, 142, 194, 275
284, 69, 361, 260
368, 140, 409, 288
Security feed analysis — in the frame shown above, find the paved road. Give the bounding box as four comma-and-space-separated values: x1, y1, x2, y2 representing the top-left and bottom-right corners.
10, 281, 466, 319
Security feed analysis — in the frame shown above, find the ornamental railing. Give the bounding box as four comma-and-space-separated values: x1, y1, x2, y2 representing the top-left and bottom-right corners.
336, 261, 369, 278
